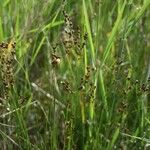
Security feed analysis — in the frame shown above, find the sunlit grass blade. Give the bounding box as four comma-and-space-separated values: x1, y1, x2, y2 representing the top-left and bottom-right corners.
102, 0, 126, 65
83, 0, 95, 62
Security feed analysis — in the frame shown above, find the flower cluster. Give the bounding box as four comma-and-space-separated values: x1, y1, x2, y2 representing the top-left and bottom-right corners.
62, 10, 87, 55
0, 41, 16, 100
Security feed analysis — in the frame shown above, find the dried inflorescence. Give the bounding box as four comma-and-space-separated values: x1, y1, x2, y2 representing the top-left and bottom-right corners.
0, 41, 16, 100
62, 10, 87, 55
78, 66, 96, 102
50, 43, 61, 69
50, 9, 89, 96
61, 80, 73, 93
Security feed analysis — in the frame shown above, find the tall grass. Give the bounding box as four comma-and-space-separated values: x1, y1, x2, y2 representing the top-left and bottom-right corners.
0, 0, 150, 149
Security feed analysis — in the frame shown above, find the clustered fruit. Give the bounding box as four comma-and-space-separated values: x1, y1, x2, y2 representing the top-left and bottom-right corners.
0, 41, 16, 101
61, 10, 87, 56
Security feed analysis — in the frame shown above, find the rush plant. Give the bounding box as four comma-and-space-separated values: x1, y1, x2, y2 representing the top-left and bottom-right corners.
0, 0, 150, 149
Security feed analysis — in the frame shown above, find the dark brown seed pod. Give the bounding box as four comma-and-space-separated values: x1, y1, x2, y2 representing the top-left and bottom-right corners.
84, 33, 88, 40
127, 76, 131, 81
141, 83, 146, 91
135, 80, 139, 84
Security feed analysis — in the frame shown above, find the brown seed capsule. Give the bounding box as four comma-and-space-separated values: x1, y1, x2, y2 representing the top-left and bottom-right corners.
51, 53, 61, 66
141, 83, 146, 92
11, 42, 16, 49
135, 80, 139, 84
84, 33, 88, 40
127, 76, 131, 81
78, 85, 85, 91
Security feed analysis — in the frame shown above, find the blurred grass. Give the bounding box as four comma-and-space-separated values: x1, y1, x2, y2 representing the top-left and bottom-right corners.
0, 0, 150, 149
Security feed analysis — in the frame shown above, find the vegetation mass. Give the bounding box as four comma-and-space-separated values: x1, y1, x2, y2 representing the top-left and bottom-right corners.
0, 0, 150, 149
